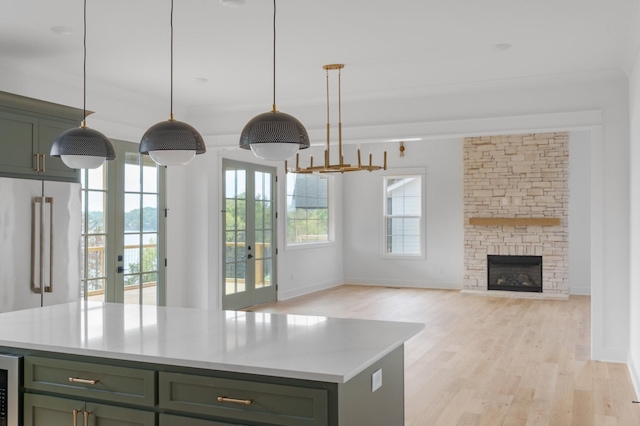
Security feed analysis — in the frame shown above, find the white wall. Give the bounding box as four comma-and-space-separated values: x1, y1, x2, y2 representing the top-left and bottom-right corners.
568, 131, 592, 295
342, 133, 592, 295
343, 139, 464, 288
166, 145, 345, 309
627, 42, 640, 398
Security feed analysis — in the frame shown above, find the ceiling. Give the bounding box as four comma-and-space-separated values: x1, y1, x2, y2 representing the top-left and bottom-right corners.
1, 0, 639, 137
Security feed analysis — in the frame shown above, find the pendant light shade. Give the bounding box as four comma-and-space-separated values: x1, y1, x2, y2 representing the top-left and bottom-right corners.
239, 110, 309, 161
239, 0, 309, 161
50, 0, 115, 170
51, 126, 116, 169
140, 0, 206, 166
139, 119, 206, 166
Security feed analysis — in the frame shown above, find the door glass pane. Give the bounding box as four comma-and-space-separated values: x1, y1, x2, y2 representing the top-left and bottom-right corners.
124, 193, 141, 232
255, 171, 272, 289
125, 152, 140, 192
224, 168, 247, 296
143, 194, 158, 232
124, 234, 140, 274
124, 274, 140, 304
87, 166, 105, 190
87, 192, 106, 234
81, 163, 108, 302
142, 156, 158, 193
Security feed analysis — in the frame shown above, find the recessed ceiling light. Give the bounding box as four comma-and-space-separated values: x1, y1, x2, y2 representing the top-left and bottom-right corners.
220, 0, 245, 7
193, 77, 209, 84
493, 43, 512, 52
51, 26, 74, 36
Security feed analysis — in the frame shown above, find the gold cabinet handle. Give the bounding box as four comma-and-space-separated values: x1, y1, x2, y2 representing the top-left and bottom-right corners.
72, 409, 80, 426
41, 153, 46, 172
84, 411, 91, 423
217, 396, 252, 406
35, 154, 40, 172
69, 377, 99, 385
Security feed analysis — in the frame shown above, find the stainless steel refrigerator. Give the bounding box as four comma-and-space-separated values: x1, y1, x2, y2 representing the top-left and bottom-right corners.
0, 177, 81, 313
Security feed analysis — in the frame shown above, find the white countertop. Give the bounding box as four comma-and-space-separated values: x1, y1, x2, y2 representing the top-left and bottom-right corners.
0, 302, 423, 383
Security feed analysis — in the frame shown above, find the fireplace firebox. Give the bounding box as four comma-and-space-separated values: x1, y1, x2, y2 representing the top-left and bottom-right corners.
487, 255, 542, 292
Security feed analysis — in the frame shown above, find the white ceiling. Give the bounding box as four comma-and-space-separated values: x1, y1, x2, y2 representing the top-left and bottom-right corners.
1, 0, 639, 132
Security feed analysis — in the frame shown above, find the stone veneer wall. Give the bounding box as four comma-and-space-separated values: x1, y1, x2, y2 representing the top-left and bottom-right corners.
463, 132, 569, 295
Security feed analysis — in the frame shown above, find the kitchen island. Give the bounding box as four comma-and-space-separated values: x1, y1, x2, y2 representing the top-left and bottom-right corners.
0, 301, 423, 426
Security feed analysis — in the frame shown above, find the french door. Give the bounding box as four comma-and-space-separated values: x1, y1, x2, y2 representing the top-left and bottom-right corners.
115, 142, 166, 305
80, 140, 165, 305
222, 159, 277, 310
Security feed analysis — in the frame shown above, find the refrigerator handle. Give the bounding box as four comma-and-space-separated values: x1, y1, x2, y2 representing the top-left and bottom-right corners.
31, 197, 42, 294
45, 197, 53, 293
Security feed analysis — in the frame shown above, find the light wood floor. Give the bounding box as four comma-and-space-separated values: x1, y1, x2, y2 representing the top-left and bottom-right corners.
248, 286, 640, 426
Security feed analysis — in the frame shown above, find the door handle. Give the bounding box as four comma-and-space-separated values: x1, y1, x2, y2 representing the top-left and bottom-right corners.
117, 266, 124, 273
44, 197, 53, 293
247, 254, 254, 259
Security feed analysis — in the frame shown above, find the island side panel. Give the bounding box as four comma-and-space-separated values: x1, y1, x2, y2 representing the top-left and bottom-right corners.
337, 345, 405, 426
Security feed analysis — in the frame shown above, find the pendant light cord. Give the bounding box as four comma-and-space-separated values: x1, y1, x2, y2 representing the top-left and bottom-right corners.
272, 0, 276, 112
82, 0, 87, 127
170, 0, 175, 120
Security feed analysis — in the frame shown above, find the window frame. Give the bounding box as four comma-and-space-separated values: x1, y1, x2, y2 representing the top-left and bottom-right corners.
380, 169, 426, 260
284, 172, 334, 250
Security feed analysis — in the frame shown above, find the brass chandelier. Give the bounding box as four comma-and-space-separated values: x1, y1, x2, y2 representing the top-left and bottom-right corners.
286, 64, 386, 174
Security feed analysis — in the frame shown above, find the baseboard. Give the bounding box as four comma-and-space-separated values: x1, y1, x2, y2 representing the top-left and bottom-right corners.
570, 285, 591, 295
278, 279, 342, 301
460, 289, 570, 300
345, 278, 462, 290
629, 352, 640, 400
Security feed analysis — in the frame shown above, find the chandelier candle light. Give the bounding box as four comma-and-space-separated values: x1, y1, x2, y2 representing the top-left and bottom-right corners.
286, 64, 387, 174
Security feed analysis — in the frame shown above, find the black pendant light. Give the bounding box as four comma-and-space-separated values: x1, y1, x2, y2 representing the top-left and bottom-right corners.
50, 0, 115, 169
239, 0, 309, 161
139, 0, 206, 166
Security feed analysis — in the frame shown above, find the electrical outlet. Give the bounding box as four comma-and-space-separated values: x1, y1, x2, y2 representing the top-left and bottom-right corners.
372, 368, 382, 392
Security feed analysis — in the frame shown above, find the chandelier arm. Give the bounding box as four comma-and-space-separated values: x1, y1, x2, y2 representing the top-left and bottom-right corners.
325, 68, 330, 166
338, 66, 343, 164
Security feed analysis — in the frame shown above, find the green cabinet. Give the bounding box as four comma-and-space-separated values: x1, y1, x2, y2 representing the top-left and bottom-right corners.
24, 394, 156, 426
0, 91, 86, 182
159, 372, 328, 426
24, 356, 156, 407
159, 414, 241, 426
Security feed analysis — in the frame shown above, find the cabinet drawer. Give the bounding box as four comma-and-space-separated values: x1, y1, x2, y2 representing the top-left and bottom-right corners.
159, 372, 328, 426
160, 413, 241, 426
25, 356, 156, 407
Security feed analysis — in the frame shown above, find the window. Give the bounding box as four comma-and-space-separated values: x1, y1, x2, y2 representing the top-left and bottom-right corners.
383, 175, 423, 257
286, 173, 330, 245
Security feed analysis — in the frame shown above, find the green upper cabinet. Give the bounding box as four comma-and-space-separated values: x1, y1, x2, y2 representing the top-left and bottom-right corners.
0, 91, 90, 182
0, 110, 38, 176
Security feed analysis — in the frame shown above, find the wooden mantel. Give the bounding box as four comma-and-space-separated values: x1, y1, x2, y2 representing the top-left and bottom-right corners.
468, 217, 561, 226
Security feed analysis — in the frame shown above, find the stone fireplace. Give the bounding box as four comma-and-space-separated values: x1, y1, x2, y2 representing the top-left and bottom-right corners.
463, 132, 569, 298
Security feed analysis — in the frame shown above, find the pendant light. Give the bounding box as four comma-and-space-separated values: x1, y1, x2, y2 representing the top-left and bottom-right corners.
50, 0, 115, 169
139, 0, 206, 166
239, 0, 309, 161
